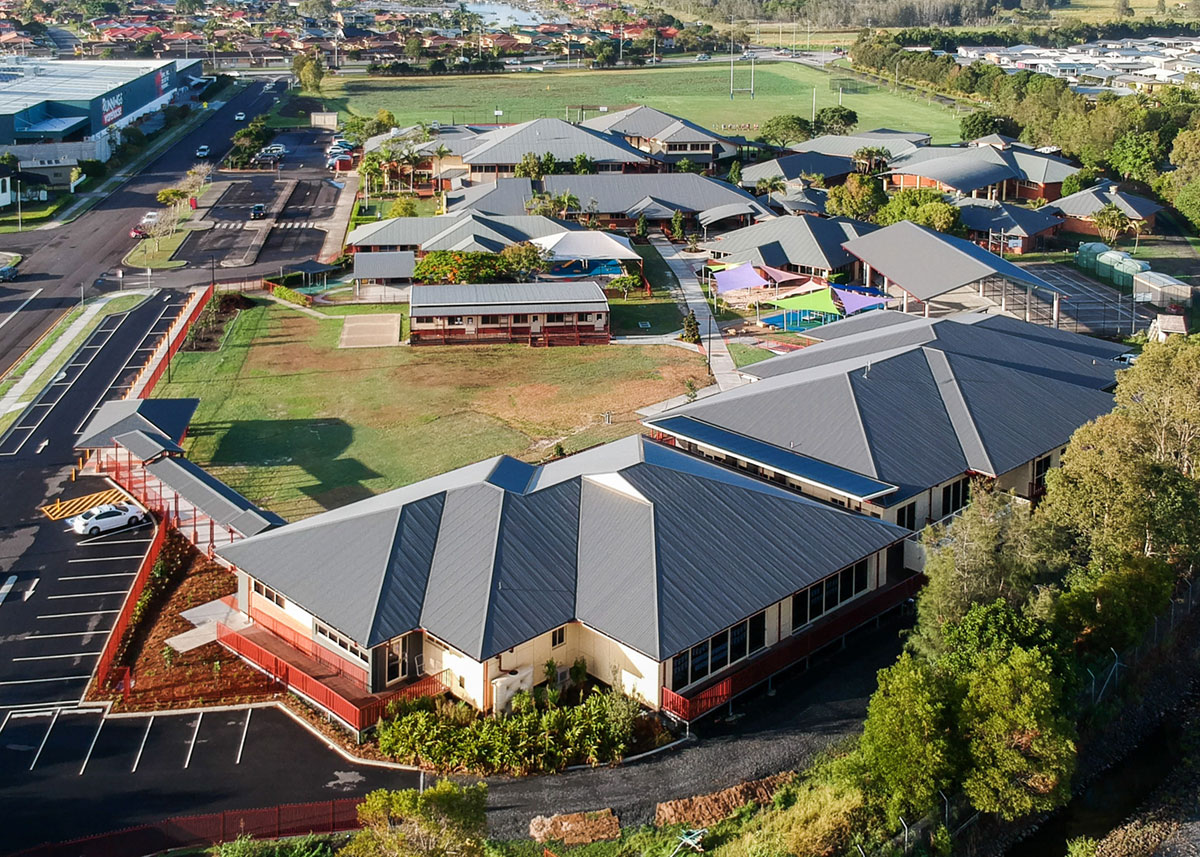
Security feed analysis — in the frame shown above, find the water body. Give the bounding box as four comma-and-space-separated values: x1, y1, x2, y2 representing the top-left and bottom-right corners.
465, 1, 567, 27
1013, 719, 1181, 857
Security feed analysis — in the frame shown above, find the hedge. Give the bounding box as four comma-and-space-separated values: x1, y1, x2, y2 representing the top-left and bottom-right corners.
270, 284, 313, 307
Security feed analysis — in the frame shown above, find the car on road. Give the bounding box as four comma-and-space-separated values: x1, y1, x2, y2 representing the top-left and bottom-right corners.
129, 224, 149, 239
261, 144, 288, 155
68, 502, 147, 536
234, 112, 246, 121
140, 211, 159, 224
542, 60, 557, 67
505, 57, 522, 65
740, 51, 755, 60
695, 53, 711, 61
646, 55, 662, 63
194, 144, 210, 158
249, 203, 267, 219
0, 265, 17, 282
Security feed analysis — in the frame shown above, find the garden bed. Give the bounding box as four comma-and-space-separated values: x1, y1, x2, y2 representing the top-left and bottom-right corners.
184, 292, 255, 352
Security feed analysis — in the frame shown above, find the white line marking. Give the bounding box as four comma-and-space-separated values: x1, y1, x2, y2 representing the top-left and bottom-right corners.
0, 575, 16, 605
66, 555, 146, 563
80, 716, 105, 775
0, 675, 90, 686
47, 591, 127, 599
12, 631, 110, 640
131, 716, 153, 772
23, 578, 37, 601
38, 610, 120, 619
77, 538, 152, 546
236, 708, 251, 764
13, 651, 102, 662
0, 288, 44, 331
28, 708, 60, 770
183, 712, 202, 769
59, 572, 136, 581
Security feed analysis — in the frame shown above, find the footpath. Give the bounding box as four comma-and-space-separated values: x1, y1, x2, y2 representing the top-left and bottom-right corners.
650, 236, 745, 392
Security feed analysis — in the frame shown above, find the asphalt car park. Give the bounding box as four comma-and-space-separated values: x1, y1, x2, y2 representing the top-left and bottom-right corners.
0, 705, 419, 853
259, 227, 328, 265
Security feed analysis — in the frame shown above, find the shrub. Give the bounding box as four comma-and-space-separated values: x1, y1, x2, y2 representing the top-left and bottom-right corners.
681, 310, 701, 343
271, 284, 312, 307
78, 159, 106, 179
608, 274, 641, 298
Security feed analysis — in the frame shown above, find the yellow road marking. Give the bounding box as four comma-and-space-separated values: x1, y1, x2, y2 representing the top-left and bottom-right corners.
40, 488, 129, 521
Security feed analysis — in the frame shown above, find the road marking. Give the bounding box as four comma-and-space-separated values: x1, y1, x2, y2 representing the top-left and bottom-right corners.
0, 710, 10, 735
0, 289, 44, 331
0, 575, 16, 606
16, 631, 109, 640
13, 651, 102, 662
38, 610, 120, 619
67, 555, 146, 563
35, 439, 48, 454
0, 675, 90, 685
79, 716, 105, 775
236, 708, 251, 764
23, 578, 37, 601
131, 716, 153, 772
28, 707, 59, 770
183, 712, 203, 769
77, 537, 152, 547
59, 572, 136, 581
47, 591, 127, 599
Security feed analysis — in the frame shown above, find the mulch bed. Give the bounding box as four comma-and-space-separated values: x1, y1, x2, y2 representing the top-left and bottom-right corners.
185, 292, 254, 353
90, 551, 278, 712
654, 773, 794, 828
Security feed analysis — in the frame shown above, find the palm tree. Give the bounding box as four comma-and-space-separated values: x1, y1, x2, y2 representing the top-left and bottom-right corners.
755, 175, 787, 208
399, 148, 424, 193
554, 191, 579, 218
432, 143, 451, 193
1092, 202, 1131, 245
852, 146, 890, 175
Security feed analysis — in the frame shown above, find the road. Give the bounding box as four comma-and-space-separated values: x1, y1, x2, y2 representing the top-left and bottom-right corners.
0, 80, 284, 380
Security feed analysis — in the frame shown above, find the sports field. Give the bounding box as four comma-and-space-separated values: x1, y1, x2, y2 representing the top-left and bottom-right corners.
318, 61, 964, 142
154, 299, 708, 520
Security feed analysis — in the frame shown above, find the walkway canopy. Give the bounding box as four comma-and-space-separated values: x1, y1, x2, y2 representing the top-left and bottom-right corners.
530, 231, 641, 261
698, 202, 759, 228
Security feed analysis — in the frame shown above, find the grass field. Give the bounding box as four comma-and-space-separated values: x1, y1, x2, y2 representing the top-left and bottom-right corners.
317, 62, 964, 142
728, 342, 776, 368
153, 299, 708, 520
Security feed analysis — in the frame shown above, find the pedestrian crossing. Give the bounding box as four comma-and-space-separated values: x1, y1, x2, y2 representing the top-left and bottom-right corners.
208, 221, 322, 230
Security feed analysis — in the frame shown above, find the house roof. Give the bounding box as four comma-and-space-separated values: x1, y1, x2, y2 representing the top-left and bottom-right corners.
701, 216, 878, 272
647, 312, 1122, 506
791, 133, 922, 160
741, 151, 856, 186
841, 221, 1058, 301
217, 435, 906, 660
445, 173, 771, 219
346, 212, 578, 251
409, 281, 609, 317
885, 145, 1079, 191
1047, 181, 1163, 220
451, 117, 653, 166
530, 230, 641, 260
352, 251, 415, 280
75, 398, 198, 450
578, 104, 724, 146
952, 197, 1063, 237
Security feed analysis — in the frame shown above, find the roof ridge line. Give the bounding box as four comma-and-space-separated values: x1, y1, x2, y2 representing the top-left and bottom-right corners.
478, 484, 507, 658
367, 505, 406, 648
924, 348, 994, 476
842, 369, 881, 480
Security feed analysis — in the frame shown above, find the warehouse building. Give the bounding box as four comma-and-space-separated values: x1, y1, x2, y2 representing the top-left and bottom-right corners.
0, 57, 203, 145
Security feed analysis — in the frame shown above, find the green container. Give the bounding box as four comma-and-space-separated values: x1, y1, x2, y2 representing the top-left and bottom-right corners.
1111, 256, 1150, 289
1095, 249, 1128, 282
1075, 242, 1109, 273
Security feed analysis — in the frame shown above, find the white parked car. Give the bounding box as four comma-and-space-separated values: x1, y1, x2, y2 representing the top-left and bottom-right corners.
234, 112, 246, 121
195, 144, 210, 158
69, 502, 147, 536
140, 211, 159, 224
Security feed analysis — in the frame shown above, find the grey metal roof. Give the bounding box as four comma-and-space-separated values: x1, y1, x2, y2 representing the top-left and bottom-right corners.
113, 429, 182, 462
702, 215, 877, 272
352, 251, 415, 280
656, 316, 1119, 505
579, 105, 724, 146
698, 202, 759, 226
218, 435, 906, 660
0, 59, 185, 116
953, 198, 1063, 237
777, 186, 828, 216
146, 457, 286, 538
457, 118, 652, 166
791, 134, 922, 160
409, 281, 609, 317
886, 144, 1079, 190
76, 399, 199, 450
346, 212, 578, 251
1047, 181, 1163, 220
841, 221, 1058, 301
741, 152, 855, 185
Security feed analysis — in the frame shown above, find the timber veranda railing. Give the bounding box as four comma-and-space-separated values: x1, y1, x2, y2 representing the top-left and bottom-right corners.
661, 575, 924, 723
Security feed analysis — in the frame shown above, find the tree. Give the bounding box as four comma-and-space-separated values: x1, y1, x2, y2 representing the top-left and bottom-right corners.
428, 58, 446, 74
174, 0, 201, 13
681, 310, 700, 343
398, 148, 423, 192
1092, 202, 1131, 244
825, 174, 887, 221
1176, 177, 1200, 230
959, 645, 1076, 819
726, 160, 742, 185
670, 208, 685, 239
875, 188, 962, 233
1107, 131, 1162, 183
759, 114, 812, 148
514, 152, 542, 179
499, 241, 552, 279
1115, 0, 1134, 15
814, 106, 858, 136
635, 212, 648, 240
431, 143, 451, 191
856, 653, 956, 825
389, 197, 417, 218
851, 146, 889, 175
156, 187, 188, 206
343, 782, 488, 857
1056, 556, 1175, 653
295, 52, 325, 92
755, 174, 787, 207
959, 109, 1004, 141
405, 34, 422, 59
296, 0, 332, 19
0, 152, 18, 169
540, 151, 557, 177
675, 158, 697, 174
572, 153, 595, 175
553, 191, 579, 218
1060, 167, 1100, 197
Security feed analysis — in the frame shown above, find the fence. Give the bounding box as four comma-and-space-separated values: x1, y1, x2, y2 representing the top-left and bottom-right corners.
94, 522, 167, 689
11, 798, 363, 857
129, 282, 215, 399
662, 574, 924, 722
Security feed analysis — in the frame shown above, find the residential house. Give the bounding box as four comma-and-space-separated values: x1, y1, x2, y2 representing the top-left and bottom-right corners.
409, 281, 610, 345
1046, 181, 1163, 234
952, 197, 1062, 254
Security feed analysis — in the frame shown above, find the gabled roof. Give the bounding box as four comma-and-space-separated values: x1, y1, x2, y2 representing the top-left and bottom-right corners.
649, 312, 1121, 506
953, 197, 1063, 237
217, 436, 906, 660
455, 117, 653, 166
345, 212, 578, 250
1047, 181, 1163, 220
147, 457, 286, 538
352, 251, 415, 280
701, 216, 877, 272
885, 144, 1079, 190
741, 151, 856, 186
409, 281, 610, 317
76, 398, 198, 450
841, 221, 1058, 301
579, 104, 724, 146
791, 133, 922, 160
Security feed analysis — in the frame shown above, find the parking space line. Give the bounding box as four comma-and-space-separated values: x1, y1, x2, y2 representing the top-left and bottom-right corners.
0, 710, 11, 735
18, 631, 110, 640
47, 591, 127, 599
183, 712, 203, 768
79, 716, 105, 775
38, 610, 120, 619
0, 675, 90, 686
131, 716, 153, 772
59, 572, 136, 581
235, 708, 252, 763
66, 555, 146, 563
28, 708, 60, 770
13, 652, 101, 662
77, 537, 152, 546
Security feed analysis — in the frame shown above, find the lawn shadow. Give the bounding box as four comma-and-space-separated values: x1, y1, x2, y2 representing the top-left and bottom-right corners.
194, 418, 382, 511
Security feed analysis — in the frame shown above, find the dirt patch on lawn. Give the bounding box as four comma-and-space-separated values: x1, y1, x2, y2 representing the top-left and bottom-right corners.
655, 773, 795, 828
530, 809, 621, 845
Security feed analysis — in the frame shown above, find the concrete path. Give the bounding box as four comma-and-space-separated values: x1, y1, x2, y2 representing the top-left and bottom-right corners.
650, 236, 745, 392
318, 174, 360, 263
167, 597, 250, 653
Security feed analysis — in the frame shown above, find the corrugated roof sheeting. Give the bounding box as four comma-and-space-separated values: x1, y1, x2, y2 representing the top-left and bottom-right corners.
146, 456, 282, 536
368, 494, 445, 647
76, 398, 198, 450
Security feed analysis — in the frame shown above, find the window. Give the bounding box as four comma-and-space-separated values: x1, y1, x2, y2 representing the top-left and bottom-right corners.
546, 313, 566, 323
252, 580, 285, 608
792, 561, 871, 635
511, 314, 528, 324
824, 578, 839, 613
449, 316, 464, 326
748, 612, 766, 653
672, 651, 690, 690
792, 591, 808, 630
671, 611, 764, 691
809, 585, 825, 621
729, 622, 747, 662
690, 640, 710, 682
941, 477, 970, 517
481, 315, 501, 325
897, 501, 917, 530
1033, 455, 1052, 491
314, 621, 368, 664
551, 626, 565, 647
710, 630, 729, 671
840, 567, 854, 602
854, 559, 869, 594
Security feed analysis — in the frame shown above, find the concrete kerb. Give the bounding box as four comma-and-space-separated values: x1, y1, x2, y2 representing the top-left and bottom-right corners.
636, 382, 724, 418
222, 177, 299, 268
